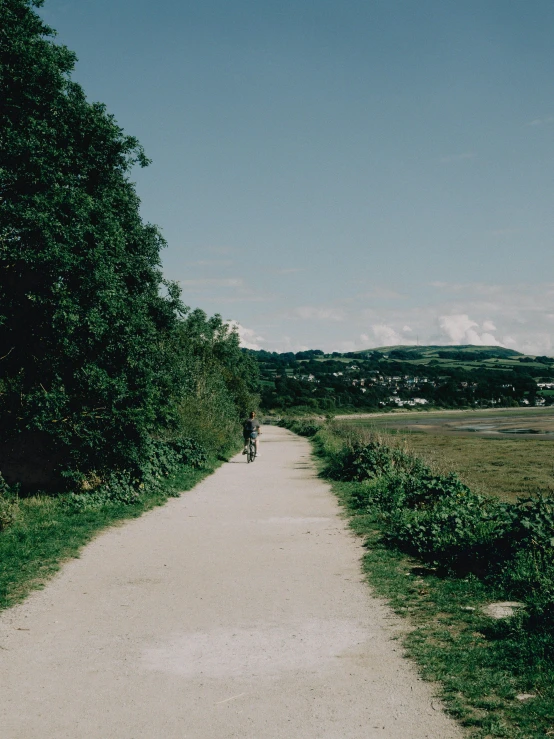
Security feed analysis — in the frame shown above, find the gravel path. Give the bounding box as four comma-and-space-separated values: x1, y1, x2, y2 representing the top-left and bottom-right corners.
0, 426, 463, 738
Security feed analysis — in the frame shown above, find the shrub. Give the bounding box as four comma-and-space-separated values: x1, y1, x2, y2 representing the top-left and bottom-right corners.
382, 491, 508, 571
499, 547, 554, 623
0, 473, 19, 531
312, 421, 554, 618
326, 441, 425, 482
0, 497, 18, 531
62, 436, 208, 513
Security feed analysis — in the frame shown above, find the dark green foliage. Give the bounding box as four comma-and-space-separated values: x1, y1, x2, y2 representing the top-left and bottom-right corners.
0, 0, 185, 489
0, 1, 259, 500
174, 310, 259, 455
168, 437, 208, 469
381, 481, 507, 571
497, 496, 554, 623
325, 441, 426, 482
63, 438, 206, 512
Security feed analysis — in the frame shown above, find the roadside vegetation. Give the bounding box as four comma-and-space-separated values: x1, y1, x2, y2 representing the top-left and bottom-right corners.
282, 417, 554, 738
0, 0, 258, 609
338, 412, 554, 503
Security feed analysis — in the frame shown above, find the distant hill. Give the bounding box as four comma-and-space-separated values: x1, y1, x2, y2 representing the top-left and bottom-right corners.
358, 345, 523, 359
251, 343, 554, 413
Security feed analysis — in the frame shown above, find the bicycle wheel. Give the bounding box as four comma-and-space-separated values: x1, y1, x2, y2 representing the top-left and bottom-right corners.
248, 441, 256, 462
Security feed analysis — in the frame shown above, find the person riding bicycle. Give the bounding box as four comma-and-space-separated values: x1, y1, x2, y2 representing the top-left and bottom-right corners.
242, 411, 261, 456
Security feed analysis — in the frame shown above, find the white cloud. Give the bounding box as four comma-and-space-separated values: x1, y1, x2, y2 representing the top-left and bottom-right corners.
356, 287, 406, 300
178, 276, 273, 304
371, 324, 406, 346
438, 314, 503, 346
228, 322, 265, 351
221, 282, 554, 356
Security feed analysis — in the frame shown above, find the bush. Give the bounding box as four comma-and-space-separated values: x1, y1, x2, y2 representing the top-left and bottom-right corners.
62, 436, 208, 513
382, 489, 508, 571
0, 497, 18, 531
495, 495, 554, 620
310, 422, 554, 619
0, 474, 19, 531
326, 440, 426, 482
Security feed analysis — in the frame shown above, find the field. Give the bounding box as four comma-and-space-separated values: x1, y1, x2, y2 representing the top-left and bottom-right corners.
337, 408, 554, 501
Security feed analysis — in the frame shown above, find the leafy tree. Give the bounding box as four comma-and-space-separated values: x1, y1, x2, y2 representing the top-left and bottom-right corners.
174, 310, 259, 452
0, 0, 187, 488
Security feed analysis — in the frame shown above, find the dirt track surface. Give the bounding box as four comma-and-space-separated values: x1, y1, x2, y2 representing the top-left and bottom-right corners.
0, 426, 462, 738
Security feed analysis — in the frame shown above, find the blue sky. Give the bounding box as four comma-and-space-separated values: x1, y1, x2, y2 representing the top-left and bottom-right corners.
40, 0, 554, 354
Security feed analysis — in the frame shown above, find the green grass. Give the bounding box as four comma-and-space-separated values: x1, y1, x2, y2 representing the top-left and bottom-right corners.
382, 433, 554, 503
0, 457, 227, 612
330, 478, 554, 738
339, 410, 554, 502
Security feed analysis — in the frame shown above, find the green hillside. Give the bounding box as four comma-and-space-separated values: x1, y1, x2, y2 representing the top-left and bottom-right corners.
368, 345, 522, 359
251, 344, 554, 413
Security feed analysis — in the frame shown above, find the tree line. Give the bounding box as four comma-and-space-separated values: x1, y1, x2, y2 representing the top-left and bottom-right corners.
251, 349, 553, 413
0, 0, 259, 496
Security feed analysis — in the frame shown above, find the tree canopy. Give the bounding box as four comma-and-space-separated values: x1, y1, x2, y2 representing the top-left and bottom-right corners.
0, 0, 258, 491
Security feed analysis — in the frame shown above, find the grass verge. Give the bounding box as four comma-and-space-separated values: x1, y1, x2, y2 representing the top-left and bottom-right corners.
282, 418, 554, 738
0, 455, 228, 612
334, 480, 554, 738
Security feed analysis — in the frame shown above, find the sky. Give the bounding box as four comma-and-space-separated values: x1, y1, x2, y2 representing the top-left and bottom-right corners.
39, 0, 554, 355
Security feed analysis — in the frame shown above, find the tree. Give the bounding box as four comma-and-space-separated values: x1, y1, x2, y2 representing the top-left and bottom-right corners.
173, 310, 259, 452
0, 0, 184, 488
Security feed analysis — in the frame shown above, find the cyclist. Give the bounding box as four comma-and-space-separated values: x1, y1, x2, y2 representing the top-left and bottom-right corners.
242, 411, 261, 457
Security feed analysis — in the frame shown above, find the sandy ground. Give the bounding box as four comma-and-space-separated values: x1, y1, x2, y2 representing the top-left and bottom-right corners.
0, 426, 463, 738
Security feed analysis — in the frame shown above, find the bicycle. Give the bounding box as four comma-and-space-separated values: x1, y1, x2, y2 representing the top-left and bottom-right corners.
247, 434, 257, 463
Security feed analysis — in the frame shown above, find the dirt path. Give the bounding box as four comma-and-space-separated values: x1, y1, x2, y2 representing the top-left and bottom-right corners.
0, 426, 462, 738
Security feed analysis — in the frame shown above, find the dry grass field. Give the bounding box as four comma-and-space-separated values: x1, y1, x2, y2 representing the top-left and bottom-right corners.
339, 408, 554, 502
